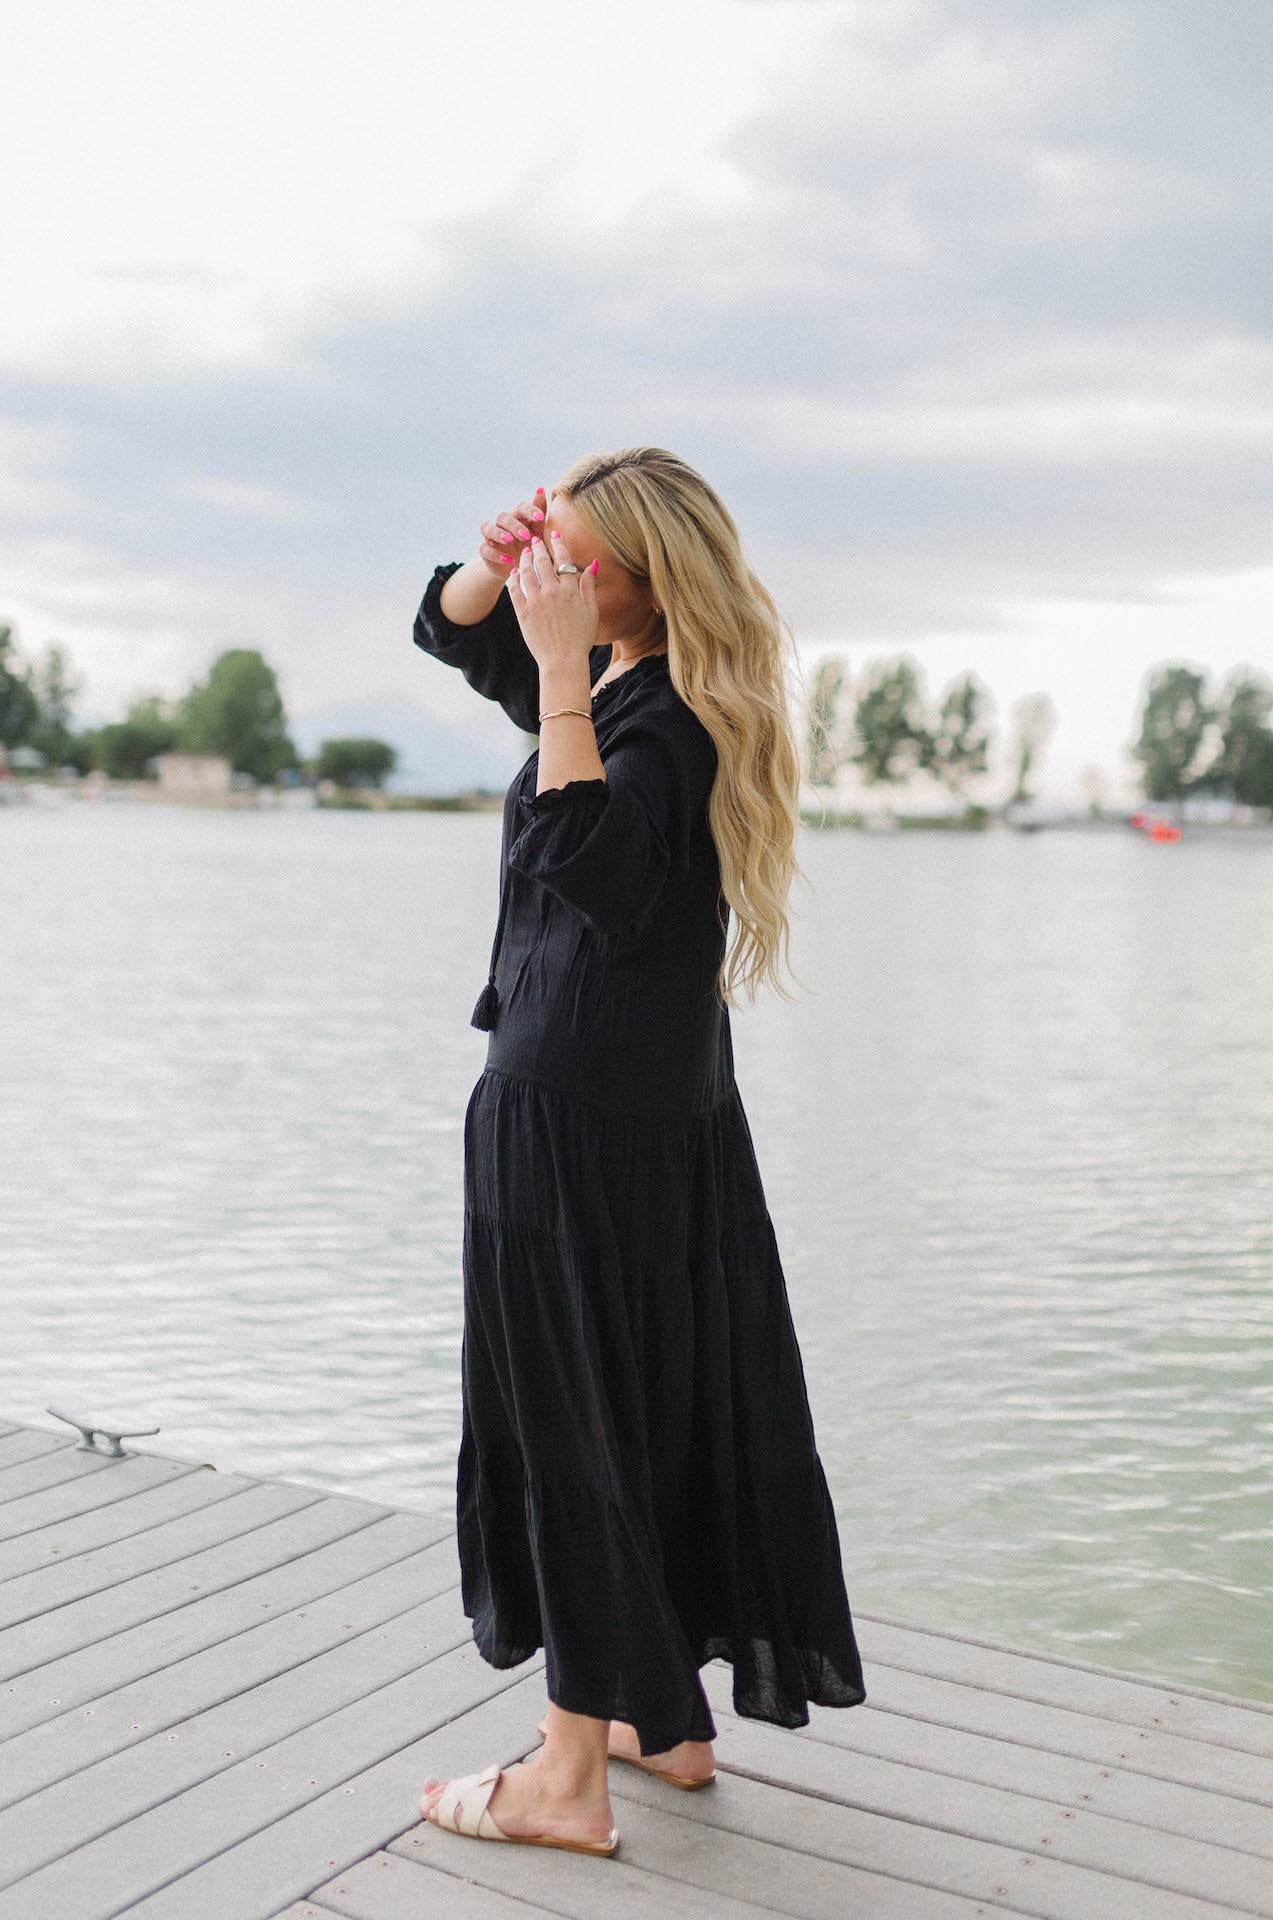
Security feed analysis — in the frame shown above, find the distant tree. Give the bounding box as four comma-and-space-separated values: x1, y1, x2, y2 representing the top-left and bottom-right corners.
178, 649, 297, 783
94, 695, 181, 780
316, 737, 398, 788
925, 672, 993, 794
806, 657, 848, 786
0, 624, 39, 749
1194, 668, 1273, 804
1007, 692, 1058, 804
1132, 666, 1213, 801
1233, 731, 1273, 810
1079, 762, 1111, 816
28, 642, 83, 768
850, 657, 933, 785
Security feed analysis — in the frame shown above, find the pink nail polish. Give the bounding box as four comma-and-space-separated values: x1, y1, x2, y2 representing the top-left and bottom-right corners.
517, 529, 530, 540
590, 559, 599, 576
498, 531, 512, 543
532, 509, 545, 522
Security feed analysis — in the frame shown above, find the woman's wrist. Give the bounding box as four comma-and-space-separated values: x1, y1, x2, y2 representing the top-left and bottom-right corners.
537, 655, 594, 701
439, 559, 508, 626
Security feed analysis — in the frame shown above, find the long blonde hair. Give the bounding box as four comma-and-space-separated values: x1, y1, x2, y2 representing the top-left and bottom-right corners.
555, 446, 808, 1009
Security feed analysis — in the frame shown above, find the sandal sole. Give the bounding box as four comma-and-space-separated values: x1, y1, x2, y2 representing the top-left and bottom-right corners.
420, 1796, 619, 1855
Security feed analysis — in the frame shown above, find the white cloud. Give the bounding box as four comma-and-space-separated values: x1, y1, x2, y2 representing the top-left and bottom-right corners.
3, 0, 823, 369
3, 0, 1273, 799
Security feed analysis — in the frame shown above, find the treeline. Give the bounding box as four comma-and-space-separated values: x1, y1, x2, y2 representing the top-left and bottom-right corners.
0, 626, 397, 789
807, 655, 1273, 808
805, 659, 1048, 802
1131, 664, 1273, 805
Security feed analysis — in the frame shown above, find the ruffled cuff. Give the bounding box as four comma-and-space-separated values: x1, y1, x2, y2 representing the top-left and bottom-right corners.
507, 776, 672, 939
412, 562, 539, 735
509, 779, 610, 869
414, 562, 469, 651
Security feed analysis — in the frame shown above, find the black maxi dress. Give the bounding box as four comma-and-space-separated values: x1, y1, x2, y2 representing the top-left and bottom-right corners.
414, 563, 866, 1756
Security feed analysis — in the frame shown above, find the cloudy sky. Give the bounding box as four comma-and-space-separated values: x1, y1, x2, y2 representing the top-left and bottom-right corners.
4, 0, 1271, 800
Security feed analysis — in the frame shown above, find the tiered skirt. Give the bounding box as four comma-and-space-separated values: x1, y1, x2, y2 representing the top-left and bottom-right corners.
456, 1065, 866, 1756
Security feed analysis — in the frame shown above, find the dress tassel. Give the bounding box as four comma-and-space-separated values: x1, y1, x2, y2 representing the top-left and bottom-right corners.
471, 981, 499, 1031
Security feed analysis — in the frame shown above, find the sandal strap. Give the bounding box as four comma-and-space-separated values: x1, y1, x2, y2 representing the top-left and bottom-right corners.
433, 1761, 503, 1837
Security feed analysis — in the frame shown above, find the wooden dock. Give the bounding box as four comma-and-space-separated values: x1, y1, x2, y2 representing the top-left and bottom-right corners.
2, 1413, 1272, 1920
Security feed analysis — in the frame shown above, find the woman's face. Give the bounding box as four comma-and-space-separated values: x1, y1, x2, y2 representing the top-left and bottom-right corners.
543, 493, 658, 640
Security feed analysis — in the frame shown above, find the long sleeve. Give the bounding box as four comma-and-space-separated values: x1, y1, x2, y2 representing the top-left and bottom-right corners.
507, 716, 714, 941
412, 562, 539, 735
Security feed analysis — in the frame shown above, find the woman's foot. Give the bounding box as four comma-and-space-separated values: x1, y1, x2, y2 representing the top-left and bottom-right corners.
420, 1750, 616, 1847
535, 1714, 716, 1783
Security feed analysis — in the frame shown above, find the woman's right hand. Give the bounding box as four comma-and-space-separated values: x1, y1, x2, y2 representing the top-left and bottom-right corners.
478, 487, 547, 578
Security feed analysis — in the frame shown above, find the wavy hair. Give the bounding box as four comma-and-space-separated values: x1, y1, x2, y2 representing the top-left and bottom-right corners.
554, 446, 809, 1009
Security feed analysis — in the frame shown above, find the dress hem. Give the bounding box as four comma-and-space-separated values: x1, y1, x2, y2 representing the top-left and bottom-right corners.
463, 1610, 867, 1748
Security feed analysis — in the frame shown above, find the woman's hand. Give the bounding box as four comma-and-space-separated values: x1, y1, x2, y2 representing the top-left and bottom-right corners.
477, 487, 547, 580
507, 529, 599, 671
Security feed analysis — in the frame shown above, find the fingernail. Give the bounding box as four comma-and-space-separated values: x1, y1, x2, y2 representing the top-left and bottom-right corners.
590, 559, 599, 576
517, 529, 530, 540
531, 509, 545, 521
550, 528, 560, 538
498, 531, 512, 542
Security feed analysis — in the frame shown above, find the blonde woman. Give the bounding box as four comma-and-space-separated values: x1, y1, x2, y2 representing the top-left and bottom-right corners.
414, 448, 865, 1857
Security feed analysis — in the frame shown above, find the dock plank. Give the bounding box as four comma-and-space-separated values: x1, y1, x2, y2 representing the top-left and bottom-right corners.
0, 1430, 70, 1472
0, 1441, 123, 1504
0, 1482, 351, 1675
0, 1514, 452, 1804
280, 1852, 584, 1919
700, 1682, 1273, 1916
0, 1455, 212, 1550
111, 1673, 1008, 1920
779, 1661, 1273, 1847
0, 1506, 444, 1742
860, 1615, 1273, 1757
0, 1631, 539, 1917
2, 1417, 1268, 1920
0, 1542, 467, 1880
855, 1656, 1273, 1806
0, 1459, 266, 1582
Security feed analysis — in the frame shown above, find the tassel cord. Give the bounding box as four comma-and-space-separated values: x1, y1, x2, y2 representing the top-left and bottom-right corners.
470, 849, 513, 1031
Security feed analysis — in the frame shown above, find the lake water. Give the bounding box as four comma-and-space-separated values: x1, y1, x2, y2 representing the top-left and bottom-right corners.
4, 800, 1272, 1704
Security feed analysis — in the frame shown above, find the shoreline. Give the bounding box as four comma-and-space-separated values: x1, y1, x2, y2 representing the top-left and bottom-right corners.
5, 775, 1272, 834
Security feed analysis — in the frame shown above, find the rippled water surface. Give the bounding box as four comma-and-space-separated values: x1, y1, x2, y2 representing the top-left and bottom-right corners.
4, 802, 1272, 1702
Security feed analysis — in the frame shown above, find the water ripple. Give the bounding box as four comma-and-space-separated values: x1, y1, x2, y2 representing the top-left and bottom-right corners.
4, 806, 1272, 1699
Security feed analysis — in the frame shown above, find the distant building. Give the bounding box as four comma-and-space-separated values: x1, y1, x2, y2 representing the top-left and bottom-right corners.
154, 752, 233, 796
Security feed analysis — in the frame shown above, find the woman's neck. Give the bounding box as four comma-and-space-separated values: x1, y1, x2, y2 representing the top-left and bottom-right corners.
600, 614, 667, 666
606, 639, 667, 666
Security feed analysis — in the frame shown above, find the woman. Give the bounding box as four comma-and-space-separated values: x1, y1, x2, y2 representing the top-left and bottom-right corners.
415, 448, 865, 1857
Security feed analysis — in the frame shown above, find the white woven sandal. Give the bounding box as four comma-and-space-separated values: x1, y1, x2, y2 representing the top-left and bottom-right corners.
421, 1761, 620, 1856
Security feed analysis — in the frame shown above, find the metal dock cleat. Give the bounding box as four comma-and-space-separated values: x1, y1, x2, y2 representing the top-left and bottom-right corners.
46, 1405, 161, 1458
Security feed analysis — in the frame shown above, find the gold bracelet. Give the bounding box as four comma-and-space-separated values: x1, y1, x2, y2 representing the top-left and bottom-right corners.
537, 707, 594, 721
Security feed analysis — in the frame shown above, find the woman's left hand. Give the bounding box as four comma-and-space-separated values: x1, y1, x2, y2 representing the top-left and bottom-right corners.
507, 530, 598, 672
